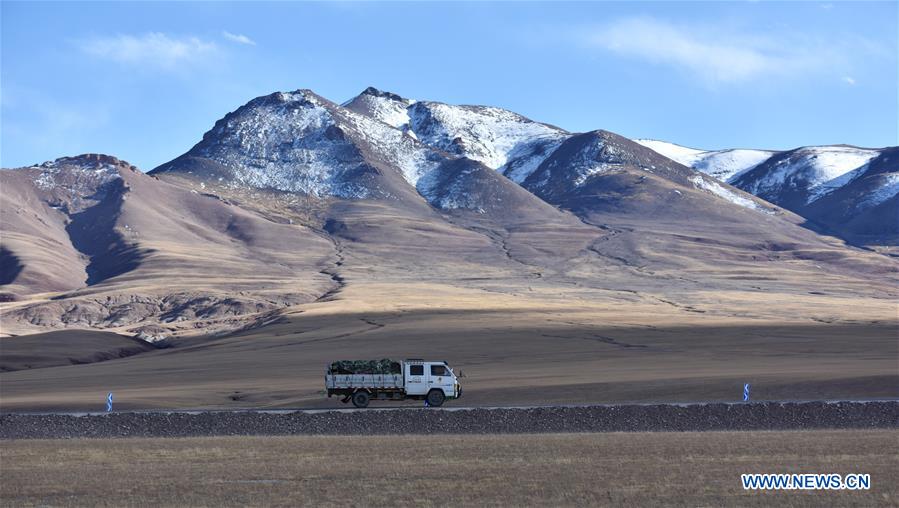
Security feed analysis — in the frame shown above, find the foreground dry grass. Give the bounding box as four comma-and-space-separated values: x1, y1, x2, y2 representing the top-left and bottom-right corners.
2, 430, 897, 507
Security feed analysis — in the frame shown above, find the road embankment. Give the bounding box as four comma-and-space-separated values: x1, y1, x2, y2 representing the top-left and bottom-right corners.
2, 401, 896, 439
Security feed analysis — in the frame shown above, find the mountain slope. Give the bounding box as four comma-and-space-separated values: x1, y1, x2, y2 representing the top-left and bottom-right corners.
801, 147, 899, 247
324, 88, 871, 276
346, 88, 789, 220
518, 130, 896, 279
1, 155, 123, 297
152, 89, 605, 291
1, 154, 335, 337
637, 139, 897, 247
511, 130, 777, 221
346, 87, 899, 262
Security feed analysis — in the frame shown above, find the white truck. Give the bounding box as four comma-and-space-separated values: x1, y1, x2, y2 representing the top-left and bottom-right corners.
325, 359, 462, 408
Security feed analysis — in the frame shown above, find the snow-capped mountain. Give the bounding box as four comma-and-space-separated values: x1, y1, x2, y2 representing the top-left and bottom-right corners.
524, 131, 693, 200
153, 89, 579, 220
635, 139, 892, 209
4, 86, 898, 338
155, 86, 897, 245
344, 87, 778, 218
637, 138, 897, 244
407, 101, 567, 182
522, 130, 775, 219
20, 85, 892, 251
634, 139, 775, 182
156, 87, 771, 221
799, 147, 899, 244
731, 145, 881, 207
153, 90, 445, 202
345, 87, 569, 184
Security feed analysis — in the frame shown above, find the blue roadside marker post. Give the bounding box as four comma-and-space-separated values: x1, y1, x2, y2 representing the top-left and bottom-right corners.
743, 383, 751, 402
106, 392, 113, 412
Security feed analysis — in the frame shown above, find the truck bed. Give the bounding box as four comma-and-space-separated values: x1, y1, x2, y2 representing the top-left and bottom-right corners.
325, 373, 403, 390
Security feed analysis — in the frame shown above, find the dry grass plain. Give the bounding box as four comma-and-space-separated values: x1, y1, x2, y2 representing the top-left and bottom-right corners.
1, 282, 897, 411
2, 430, 897, 507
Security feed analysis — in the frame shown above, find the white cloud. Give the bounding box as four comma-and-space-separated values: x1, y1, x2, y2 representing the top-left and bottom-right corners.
583, 17, 846, 85
843, 76, 856, 85
79, 33, 218, 70
223, 31, 256, 46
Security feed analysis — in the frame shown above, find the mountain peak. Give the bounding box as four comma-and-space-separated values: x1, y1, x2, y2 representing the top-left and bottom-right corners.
0, 153, 141, 218
358, 86, 411, 103
151, 87, 446, 202
343, 87, 417, 129
241, 89, 329, 110
33, 154, 136, 171
24, 154, 139, 189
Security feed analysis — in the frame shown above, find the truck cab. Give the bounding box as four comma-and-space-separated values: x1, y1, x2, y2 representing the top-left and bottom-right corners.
403, 359, 461, 406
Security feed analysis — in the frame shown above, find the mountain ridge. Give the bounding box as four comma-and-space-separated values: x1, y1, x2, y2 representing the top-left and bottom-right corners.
2, 86, 897, 340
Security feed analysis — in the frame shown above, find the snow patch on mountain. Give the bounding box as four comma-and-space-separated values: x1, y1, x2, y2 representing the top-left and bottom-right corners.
525, 133, 652, 193
343, 88, 416, 129
634, 139, 773, 182
634, 139, 706, 167
808, 164, 868, 203
26, 156, 127, 214
690, 175, 769, 213
31, 158, 122, 192
858, 173, 899, 210
502, 137, 568, 184
407, 101, 568, 178
193, 91, 360, 197
339, 107, 439, 186
573, 163, 622, 186
742, 146, 879, 204
415, 164, 485, 212
345, 88, 570, 184
186, 90, 441, 198
692, 149, 775, 182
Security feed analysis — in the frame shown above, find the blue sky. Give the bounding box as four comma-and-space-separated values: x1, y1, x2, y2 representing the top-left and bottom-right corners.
2, 1, 896, 170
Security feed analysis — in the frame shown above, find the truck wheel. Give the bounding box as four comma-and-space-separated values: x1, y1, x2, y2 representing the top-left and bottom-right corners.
426, 389, 445, 407
352, 391, 370, 408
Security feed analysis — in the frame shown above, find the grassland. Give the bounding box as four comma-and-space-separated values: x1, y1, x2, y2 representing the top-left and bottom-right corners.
2, 282, 897, 411
2, 430, 897, 507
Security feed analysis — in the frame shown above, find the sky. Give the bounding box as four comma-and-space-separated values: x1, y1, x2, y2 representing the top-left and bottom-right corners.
2, 1, 897, 170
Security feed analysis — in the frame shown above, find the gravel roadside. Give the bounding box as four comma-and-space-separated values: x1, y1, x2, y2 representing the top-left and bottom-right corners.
2, 401, 896, 439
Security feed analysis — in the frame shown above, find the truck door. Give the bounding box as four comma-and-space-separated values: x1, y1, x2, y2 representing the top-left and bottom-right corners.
405, 363, 427, 395
427, 363, 454, 397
